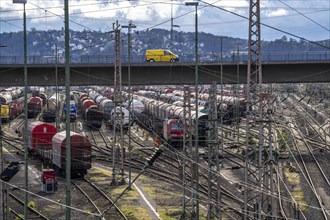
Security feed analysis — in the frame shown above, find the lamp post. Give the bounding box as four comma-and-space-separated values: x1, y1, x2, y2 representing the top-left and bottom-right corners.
12, 1, 28, 219
122, 21, 136, 189
170, 0, 180, 50
64, 0, 72, 219
185, 2, 199, 219
170, 24, 180, 51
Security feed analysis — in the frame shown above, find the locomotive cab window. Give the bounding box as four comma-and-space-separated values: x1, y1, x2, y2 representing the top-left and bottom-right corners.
171, 123, 183, 130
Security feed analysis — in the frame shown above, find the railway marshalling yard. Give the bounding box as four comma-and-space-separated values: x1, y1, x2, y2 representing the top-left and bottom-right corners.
1, 84, 330, 220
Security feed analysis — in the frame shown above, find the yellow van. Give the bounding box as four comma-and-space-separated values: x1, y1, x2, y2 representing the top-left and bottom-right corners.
146, 49, 179, 62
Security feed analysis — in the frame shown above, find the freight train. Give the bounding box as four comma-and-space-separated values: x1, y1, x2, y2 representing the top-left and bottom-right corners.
78, 91, 131, 130
26, 121, 92, 177
77, 92, 104, 129
0, 88, 24, 122
138, 89, 246, 124
43, 93, 77, 123
0, 97, 24, 122
123, 93, 194, 146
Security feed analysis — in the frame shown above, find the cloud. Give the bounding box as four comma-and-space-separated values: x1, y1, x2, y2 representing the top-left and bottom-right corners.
266, 9, 288, 17
1, 0, 329, 41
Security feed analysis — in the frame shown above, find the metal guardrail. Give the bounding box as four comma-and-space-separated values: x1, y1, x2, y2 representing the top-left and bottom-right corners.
0, 51, 329, 64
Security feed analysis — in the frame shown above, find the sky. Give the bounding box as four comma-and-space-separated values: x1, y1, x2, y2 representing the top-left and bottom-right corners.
0, 0, 329, 42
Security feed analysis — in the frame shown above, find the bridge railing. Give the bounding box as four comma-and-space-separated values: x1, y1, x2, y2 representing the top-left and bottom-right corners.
0, 51, 329, 64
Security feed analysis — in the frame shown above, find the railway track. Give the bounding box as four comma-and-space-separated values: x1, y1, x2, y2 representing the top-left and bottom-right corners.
95, 140, 247, 219
71, 177, 128, 219
289, 118, 330, 219
8, 192, 50, 220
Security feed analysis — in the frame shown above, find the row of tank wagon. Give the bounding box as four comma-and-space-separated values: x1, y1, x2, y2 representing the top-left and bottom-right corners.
27, 121, 92, 178
77, 90, 131, 130
130, 89, 247, 144
0, 87, 24, 122
136, 89, 247, 125
121, 92, 202, 146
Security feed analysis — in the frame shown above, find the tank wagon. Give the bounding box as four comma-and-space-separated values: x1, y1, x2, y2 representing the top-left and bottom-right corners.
30, 86, 45, 97
43, 93, 64, 122
109, 106, 131, 130
99, 99, 115, 121
0, 93, 13, 105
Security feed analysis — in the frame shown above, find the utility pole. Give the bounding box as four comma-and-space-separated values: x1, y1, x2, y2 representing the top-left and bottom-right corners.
64, 0, 72, 219
236, 43, 240, 149
11, 1, 30, 218
0, 44, 5, 220
185, 2, 199, 218
0, 104, 3, 220
122, 20, 136, 189
55, 44, 59, 131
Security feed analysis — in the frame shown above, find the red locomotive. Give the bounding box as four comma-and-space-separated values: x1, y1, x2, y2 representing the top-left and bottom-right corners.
27, 96, 43, 118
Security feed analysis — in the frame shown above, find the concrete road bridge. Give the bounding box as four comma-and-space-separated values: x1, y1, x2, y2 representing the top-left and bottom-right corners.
0, 55, 329, 86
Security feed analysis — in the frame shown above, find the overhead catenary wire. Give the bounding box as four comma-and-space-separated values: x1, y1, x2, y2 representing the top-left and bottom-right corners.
2, 0, 328, 53
198, 0, 330, 50
278, 0, 330, 32
2, 93, 329, 218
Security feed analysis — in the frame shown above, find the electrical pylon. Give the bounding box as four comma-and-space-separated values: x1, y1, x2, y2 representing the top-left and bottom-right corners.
207, 81, 222, 219
243, 0, 267, 219
111, 20, 125, 185
180, 86, 193, 219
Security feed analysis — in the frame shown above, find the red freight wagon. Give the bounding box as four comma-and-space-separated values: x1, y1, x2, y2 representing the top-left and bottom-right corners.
51, 131, 92, 177
27, 121, 57, 158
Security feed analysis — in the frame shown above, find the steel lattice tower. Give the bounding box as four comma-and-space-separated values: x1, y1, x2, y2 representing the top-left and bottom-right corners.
207, 81, 222, 219
180, 86, 193, 219
243, 0, 265, 219
111, 21, 125, 185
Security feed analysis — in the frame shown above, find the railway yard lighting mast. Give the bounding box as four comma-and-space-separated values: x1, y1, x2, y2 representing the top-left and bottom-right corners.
0, 44, 6, 220
170, 0, 180, 51
185, 1, 199, 218
12, 0, 28, 219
